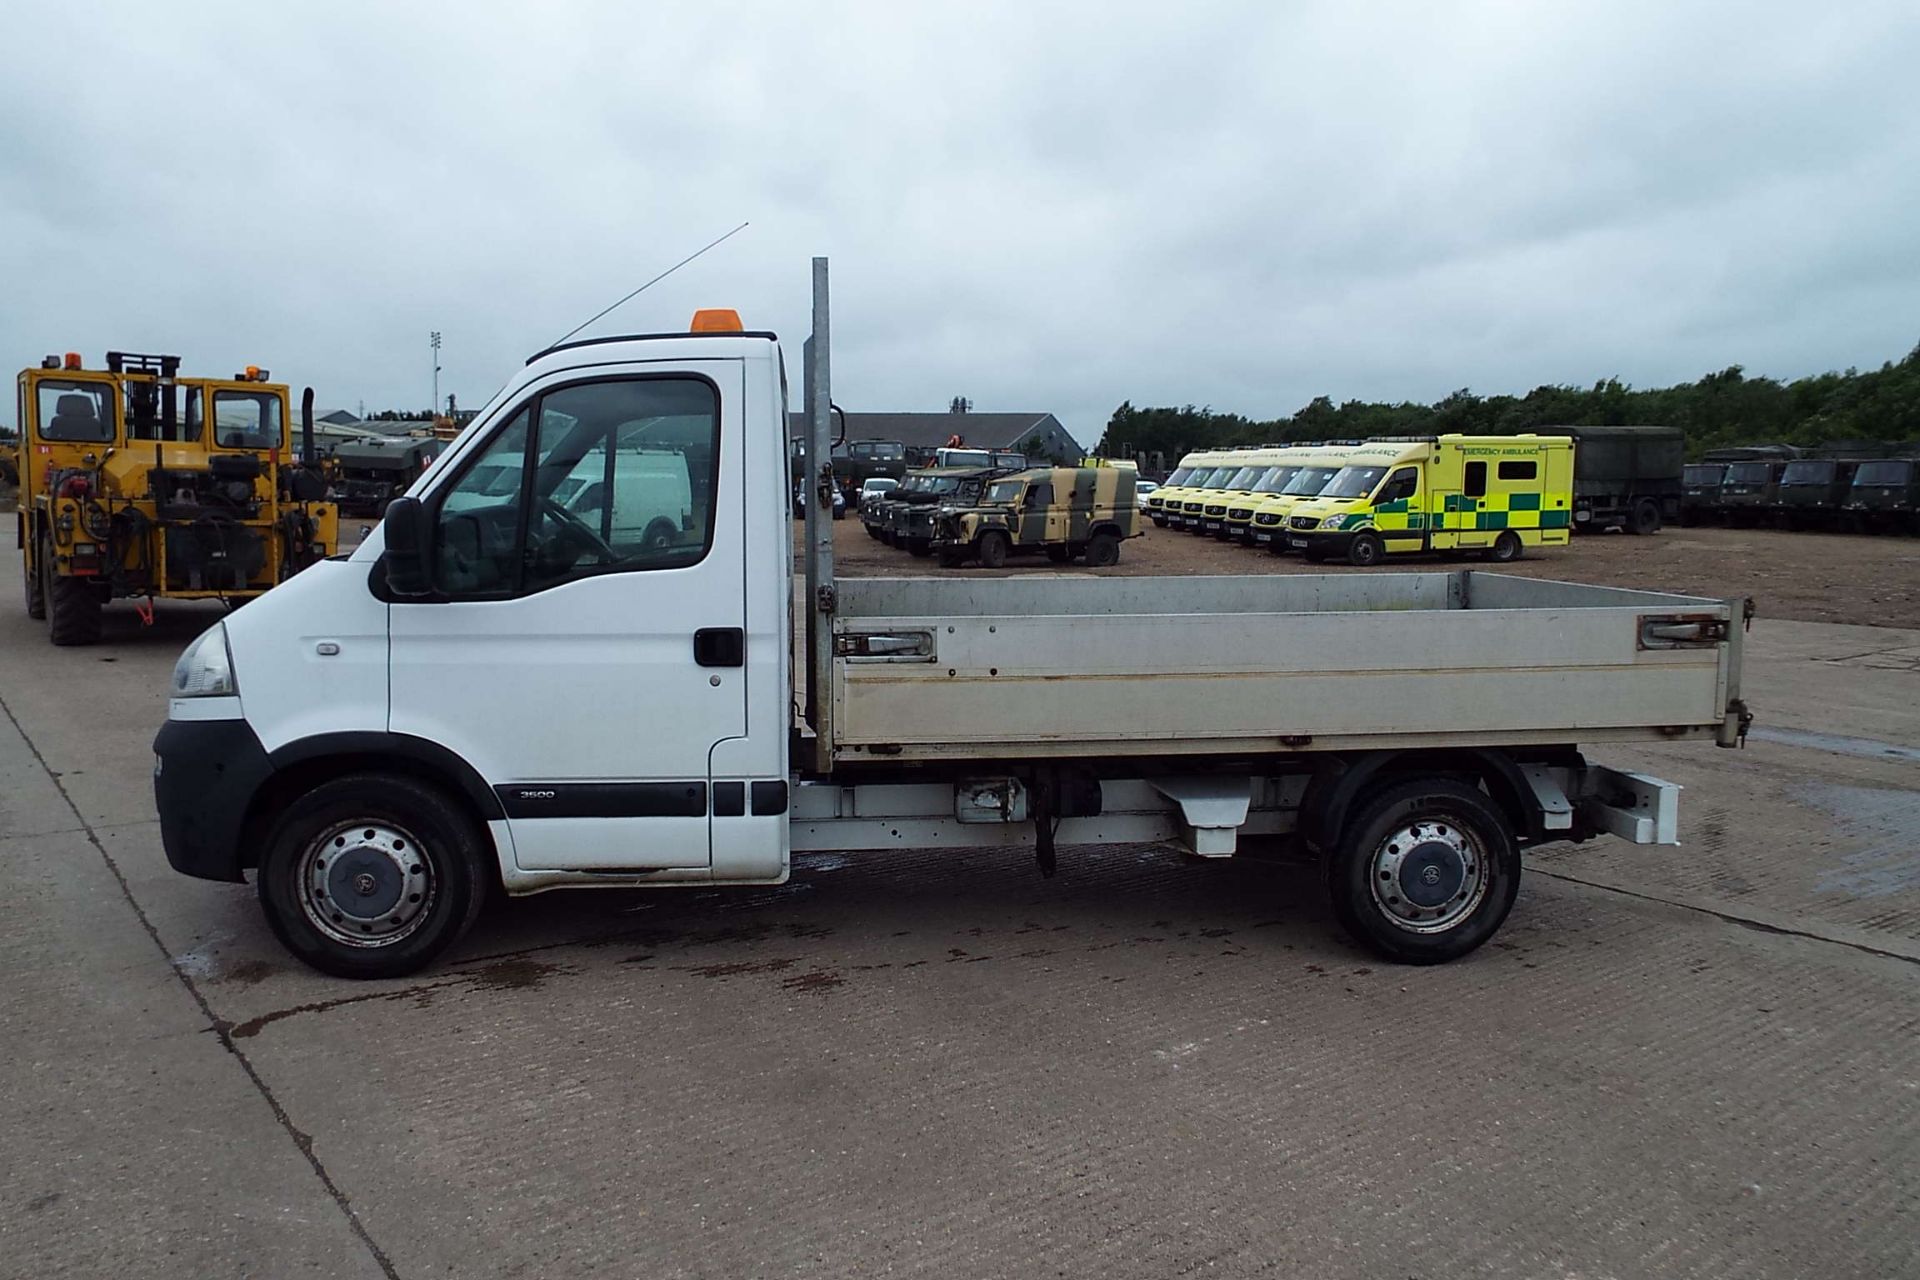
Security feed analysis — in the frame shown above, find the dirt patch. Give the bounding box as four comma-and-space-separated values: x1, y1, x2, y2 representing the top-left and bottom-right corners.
814, 518, 1920, 629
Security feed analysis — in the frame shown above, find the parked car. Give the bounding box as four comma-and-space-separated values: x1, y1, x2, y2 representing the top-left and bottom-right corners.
859, 477, 898, 513
1135, 479, 1159, 514
794, 480, 845, 519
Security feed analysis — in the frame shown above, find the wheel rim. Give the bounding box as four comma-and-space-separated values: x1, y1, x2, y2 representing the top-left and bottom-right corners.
1354, 538, 1378, 565
298, 821, 437, 948
1367, 817, 1488, 934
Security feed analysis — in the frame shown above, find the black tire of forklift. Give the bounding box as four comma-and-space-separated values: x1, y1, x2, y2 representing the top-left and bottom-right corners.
1084, 531, 1121, 567
1628, 499, 1662, 535
1325, 777, 1521, 964
976, 530, 1010, 569
24, 540, 45, 621
257, 773, 490, 980
1488, 531, 1523, 563
46, 549, 103, 646
1346, 532, 1384, 567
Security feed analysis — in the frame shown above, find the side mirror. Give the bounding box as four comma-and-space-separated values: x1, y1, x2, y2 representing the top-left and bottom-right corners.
381, 496, 434, 597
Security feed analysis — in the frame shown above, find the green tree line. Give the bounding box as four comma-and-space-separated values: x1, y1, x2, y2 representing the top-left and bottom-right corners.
1097, 342, 1920, 462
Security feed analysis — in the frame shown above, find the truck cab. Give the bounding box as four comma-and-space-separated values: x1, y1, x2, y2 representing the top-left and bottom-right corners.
1224, 446, 1313, 543
1179, 449, 1256, 532
1287, 435, 1573, 567
1680, 463, 1728, 526
1144, 452, 1203, 526
1150, 451, 1222, 530
1775, 457, 1859, 529
1843, 457, 1919, 532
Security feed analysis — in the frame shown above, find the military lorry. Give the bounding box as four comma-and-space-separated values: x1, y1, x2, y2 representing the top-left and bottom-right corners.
1842, 455, 1920, 532
154, 261, 1750, 980
1553, 424, 1683, 534
17, 351, 337, 645
333, 436, 443, 518
1679, 462, 1727, 525
931, 464, 1139, 567
1708, 445, 1800, 524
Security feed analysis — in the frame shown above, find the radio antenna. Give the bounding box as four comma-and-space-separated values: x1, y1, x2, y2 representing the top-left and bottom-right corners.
549, 221, 750, 347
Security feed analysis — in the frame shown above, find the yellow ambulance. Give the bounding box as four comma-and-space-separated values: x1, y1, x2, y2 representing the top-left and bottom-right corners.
1149, 449, 1226, 530
1245, 445, 1357, 552
1175, 447, 1260, 532
1286, 434, 1574, 566
1223, 444, 1318, 543
1195, 446, 1290, 538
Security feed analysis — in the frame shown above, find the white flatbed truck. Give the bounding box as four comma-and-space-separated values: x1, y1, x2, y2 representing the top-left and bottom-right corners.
155, 260, 1752, 978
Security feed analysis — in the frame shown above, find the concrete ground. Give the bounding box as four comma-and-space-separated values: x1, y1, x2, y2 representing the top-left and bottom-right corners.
1, 558, 1916, 1279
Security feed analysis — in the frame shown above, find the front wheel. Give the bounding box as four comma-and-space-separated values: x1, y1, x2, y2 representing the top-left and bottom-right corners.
1488, 531, 1522, 563
47, 552, 103, 647
1628, 499, 1662, 535
1325, 777, 1521, 964
976, 530, 1011, 569
257, 774, 490, 979
1346, 532, 1383, 567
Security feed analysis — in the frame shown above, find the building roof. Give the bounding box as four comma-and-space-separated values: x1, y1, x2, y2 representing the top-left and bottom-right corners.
786, 412, 1062, 450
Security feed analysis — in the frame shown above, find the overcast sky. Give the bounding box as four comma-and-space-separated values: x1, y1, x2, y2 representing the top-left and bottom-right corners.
4, 1, 1916, 445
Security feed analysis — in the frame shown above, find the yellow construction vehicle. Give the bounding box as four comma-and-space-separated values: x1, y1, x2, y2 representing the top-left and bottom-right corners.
15, 351, 339, 645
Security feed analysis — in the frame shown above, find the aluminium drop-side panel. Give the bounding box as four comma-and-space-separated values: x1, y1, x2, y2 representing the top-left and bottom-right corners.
830, 594, 1733, 761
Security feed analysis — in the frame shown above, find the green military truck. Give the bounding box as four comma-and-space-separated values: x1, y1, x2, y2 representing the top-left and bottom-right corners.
1709, 445, 1800, 525
1679, 461, 1727, 525
1842, 454, 1920, 533
1555, 424, 1683, 535
933, 465, 1139, 568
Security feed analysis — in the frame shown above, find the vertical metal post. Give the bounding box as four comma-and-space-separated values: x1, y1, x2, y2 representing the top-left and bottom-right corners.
804, 257, 836, 771
430, 331, 442, 418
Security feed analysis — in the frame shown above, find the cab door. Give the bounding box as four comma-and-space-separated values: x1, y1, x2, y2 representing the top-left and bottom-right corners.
389, 364, 746, 872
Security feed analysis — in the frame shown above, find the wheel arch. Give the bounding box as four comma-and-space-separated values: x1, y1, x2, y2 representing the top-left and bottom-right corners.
1299, 747, 1561, 856
243, 733, 505, 874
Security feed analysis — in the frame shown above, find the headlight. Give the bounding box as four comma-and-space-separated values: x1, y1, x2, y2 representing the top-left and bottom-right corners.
172, 624, 237, 698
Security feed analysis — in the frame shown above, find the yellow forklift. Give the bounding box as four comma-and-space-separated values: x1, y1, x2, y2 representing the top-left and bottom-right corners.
15, 351, 339, 645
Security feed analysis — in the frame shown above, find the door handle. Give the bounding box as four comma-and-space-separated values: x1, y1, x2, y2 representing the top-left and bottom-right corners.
693, 627, 745, 667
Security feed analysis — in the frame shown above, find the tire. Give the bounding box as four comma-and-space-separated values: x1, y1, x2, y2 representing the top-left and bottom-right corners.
24, 539, 45, 621
1325, 777, 1521, 965
831, 507, 844, 521
1488, 531, 1522, 563
47, 558, 103, 646
976, 530, 1010, 569
1084, 531, 1121, 567
257, 774, 491, 979
1302, 544, 1327, 563
1628, 499, 1662, 535
1346, 532, 1383, 567
642, 518, 677, 550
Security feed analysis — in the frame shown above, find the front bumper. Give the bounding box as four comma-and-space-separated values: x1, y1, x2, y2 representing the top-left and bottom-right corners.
154, 717, 274, 882
1289, 530, 1356, 555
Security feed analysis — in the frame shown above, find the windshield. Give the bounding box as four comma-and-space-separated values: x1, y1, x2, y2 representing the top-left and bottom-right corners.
1321, 465, 1388, 499
1201, 467, 1241, 489
1163, 466, 1193, 486
1254, 465, 1301, 494
1725, 462, 1772, 484
985, 479, 1024, 503
925, 477, 961, 495
1281, 465, 1341, 496
852, 442, 905, 459
1781, 460, 1835, 484
1683, 464, 1725, 485
35, 379, 116, 442
211, 390, 283, 449
863, 478, 898, 493
942, 449, 992, 468
1222, 465, 1263, 489
1853, 460, 1913, 485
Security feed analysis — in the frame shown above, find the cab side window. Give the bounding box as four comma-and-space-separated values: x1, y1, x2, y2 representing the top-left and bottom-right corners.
1378, 467, 1418, 503
430, 377, 719, 599
1025, 481, 1054, 509
1464, 461, 1488, 498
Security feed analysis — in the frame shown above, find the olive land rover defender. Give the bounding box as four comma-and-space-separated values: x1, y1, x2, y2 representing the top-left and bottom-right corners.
933, 465, 1139, 568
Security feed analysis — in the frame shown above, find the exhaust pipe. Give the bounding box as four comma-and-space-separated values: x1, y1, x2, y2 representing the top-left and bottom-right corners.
300, 387, 316, 464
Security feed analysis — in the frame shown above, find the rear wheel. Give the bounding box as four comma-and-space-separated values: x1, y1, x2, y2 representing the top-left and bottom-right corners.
1628, 499, 1662, 535
1084, 531, 1121, 567
1325, 777, 1521, 964
1488, 531, 1522, 563
24, 538, 45, 621
976, 530, 1011, 569
1346, 533, 1384, 567
257, 774, 490, 979
47, 548, 103, 647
